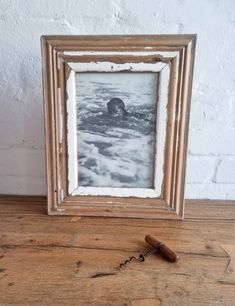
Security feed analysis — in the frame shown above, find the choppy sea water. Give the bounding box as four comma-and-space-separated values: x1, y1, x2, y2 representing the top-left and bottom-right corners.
75, 72, 158, 188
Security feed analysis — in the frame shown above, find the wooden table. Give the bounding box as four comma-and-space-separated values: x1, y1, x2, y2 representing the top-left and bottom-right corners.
0, 197, 234, 305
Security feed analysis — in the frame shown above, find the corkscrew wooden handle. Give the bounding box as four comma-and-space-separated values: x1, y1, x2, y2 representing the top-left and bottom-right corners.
145, 235, 179, 262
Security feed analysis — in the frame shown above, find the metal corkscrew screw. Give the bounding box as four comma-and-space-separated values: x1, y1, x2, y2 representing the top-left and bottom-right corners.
117, 235, 179, 270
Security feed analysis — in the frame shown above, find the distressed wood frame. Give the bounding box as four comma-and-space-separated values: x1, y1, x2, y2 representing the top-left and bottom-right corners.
41, 35, 196, 219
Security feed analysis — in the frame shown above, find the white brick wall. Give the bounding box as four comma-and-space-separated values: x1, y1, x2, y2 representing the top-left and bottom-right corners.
216, 159, 235, 184
0, 0, 234, 199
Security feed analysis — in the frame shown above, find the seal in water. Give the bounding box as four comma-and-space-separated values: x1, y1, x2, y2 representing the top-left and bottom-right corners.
107, 97, 148, 121
107, 98, 128, 118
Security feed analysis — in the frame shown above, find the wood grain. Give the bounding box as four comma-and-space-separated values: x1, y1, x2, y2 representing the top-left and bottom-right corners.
130, 299, 161, 306
0, 197, 234, 305
41, 35, 196, 219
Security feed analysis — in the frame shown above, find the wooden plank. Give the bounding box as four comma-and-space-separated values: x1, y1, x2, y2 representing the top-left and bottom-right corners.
0, 197, 234, 305
0, 214, 234, 257
130, 299, 161, 306
0, 246, 234, 305
185, 200, 235, 220
219, 244, 235, 284
0, 197, 235, 220
0, 195, 46, 203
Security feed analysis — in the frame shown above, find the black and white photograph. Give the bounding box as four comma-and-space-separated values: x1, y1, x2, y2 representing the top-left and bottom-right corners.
76, 72, 159, 188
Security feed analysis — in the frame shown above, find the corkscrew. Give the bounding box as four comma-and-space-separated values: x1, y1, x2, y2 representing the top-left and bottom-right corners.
116, 235, 179, 270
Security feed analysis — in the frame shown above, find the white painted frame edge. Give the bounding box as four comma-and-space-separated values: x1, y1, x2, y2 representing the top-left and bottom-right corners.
64, 53, 175, 198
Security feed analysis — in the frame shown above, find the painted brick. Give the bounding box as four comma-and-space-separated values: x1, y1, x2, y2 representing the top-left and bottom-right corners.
216, 158, 235, 183
186, 156, 215, 184
0, 176, 46, 195
0, 148, 46, 177
189, 129, 235, 155
185, 183, 235, 200
225, 189, 235, 200
0, 0, 234, 198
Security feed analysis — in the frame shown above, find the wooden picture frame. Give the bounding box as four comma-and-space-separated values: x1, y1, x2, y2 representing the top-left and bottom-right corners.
41, 35, 196, 219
